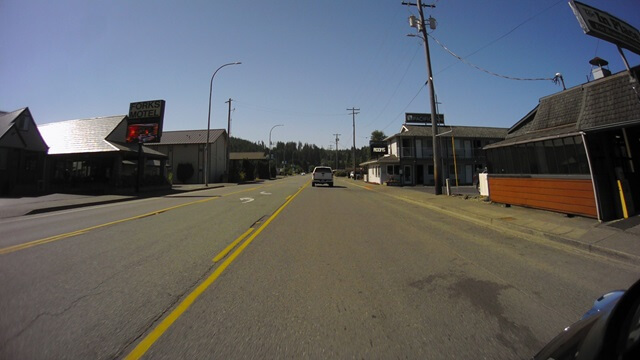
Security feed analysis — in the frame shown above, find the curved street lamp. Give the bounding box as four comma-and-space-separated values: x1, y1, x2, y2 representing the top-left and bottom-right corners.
269, 124, 284, 179
205, 61, 241, 186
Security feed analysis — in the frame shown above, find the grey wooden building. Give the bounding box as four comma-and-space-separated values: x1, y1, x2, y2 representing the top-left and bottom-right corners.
484, 65, 640, 220
0, 108, 48, 195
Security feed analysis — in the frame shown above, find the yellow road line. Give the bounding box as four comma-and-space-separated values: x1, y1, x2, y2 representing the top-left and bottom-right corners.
212, 227, 254, 263
0, 185, 265, 255
124, 181, 309, 360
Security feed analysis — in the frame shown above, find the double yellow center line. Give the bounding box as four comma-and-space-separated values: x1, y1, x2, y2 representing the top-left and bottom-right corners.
124, 182, 309, 359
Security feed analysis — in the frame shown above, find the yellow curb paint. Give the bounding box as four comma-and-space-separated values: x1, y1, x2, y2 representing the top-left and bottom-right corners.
0, 185, 266, 255
212, 227, 254, 263
124, 181, 309, 360
617, 180, 629, 219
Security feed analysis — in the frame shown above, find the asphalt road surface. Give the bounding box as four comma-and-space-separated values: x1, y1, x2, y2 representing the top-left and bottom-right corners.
1, 176, 638, 359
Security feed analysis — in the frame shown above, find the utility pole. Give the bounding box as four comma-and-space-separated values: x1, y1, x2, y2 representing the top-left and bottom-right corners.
347, 107, 359, 178
225, 98, 233, 182
334, 134, 340, 170
404, 0, 441, 194
328, 144, 334, 166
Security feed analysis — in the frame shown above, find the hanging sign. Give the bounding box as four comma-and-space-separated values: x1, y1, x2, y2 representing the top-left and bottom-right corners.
570, 1, 640, 55
126, 100, 165, 143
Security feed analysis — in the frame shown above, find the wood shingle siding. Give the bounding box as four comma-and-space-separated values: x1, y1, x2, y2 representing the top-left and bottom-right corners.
488, 177, 597, 218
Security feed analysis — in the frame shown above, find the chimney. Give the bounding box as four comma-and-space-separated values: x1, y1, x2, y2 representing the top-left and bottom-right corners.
589, 57, 611, 80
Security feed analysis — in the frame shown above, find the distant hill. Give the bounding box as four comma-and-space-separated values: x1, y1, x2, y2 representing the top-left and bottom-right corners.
230, 137, 266, 153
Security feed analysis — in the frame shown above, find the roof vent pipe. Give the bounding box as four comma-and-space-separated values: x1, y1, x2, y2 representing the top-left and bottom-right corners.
589, 57, 611, 80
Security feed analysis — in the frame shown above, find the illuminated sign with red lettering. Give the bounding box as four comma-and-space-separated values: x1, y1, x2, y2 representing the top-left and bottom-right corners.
126, 123, 159, 143
126, 100, 165, 143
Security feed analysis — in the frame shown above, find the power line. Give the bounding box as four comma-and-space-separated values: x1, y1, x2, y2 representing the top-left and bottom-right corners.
381, 82, 426, 133
234, 100, 345, 117
434, 0, 564, 77
429, 34, 556, 82
363, 44, 421, 129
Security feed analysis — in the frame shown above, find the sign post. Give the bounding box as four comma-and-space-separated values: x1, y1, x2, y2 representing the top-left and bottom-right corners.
126, 100, 166, 192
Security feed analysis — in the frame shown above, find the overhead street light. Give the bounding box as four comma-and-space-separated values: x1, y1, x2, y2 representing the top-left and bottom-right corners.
205, 61, 241, 187
269, 124, 284, 179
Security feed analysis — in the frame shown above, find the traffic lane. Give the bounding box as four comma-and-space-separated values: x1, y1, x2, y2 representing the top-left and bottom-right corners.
0, 178, 306, 359
0, 183, 276, 249
0, 180, 300, 250
340, 177, 640, 321
142, 178, 638, 359
133, 180, 537, 358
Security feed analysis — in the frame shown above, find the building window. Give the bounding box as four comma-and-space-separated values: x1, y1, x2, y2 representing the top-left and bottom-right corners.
386, 165, 401, 175
487, 135, 590, 175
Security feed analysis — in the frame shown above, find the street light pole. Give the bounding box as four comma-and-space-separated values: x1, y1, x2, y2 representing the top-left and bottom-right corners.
205, 61, 241, 187
269, 124, 283, 179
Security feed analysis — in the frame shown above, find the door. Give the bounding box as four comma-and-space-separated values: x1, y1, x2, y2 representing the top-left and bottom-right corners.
417, 165, 424, 185
404, 165, 412, 185
465, 165, 472, 185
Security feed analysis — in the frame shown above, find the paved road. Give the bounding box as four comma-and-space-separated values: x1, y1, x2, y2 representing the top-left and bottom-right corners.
1, 176, 638, 359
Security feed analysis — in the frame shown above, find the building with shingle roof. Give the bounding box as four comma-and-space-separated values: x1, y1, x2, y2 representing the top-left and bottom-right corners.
38, 115, 168, 193
361, 124, 507, 186
0, 108, 48, 195
145, 129, 228, 184
484, 65, 640, 221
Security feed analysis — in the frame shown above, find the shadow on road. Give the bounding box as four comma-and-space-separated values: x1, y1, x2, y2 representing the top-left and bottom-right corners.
164, 195, 222, 198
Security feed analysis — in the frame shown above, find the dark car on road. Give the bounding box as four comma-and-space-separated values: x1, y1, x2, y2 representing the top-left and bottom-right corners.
533, 277, 640, 360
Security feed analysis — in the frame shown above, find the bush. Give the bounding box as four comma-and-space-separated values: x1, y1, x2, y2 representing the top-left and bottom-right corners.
257, 161, 270, 179
242, 159, 256, 181
176, 163, 194, 183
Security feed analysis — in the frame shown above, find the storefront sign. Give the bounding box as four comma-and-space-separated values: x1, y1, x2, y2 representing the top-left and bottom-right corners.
370, 141, 388, 156
127, 100, 165, 143
129, 100, 165, 120
570, 1, 640, 55
126, 123, 159, 143
405, 112, 444, 124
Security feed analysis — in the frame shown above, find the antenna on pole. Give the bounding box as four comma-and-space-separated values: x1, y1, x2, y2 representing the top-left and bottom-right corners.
347, 107, 360, 178
333, 133, 341, 170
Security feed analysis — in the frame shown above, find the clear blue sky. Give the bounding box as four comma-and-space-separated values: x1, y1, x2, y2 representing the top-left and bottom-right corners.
2, 0, 639, 149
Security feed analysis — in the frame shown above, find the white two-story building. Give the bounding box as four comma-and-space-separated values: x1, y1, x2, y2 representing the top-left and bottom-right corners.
361, 124, 507, 186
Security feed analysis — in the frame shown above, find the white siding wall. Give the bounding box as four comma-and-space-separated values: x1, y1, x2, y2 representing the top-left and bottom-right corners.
389, 140, 398, 156
151, 135, 227, 184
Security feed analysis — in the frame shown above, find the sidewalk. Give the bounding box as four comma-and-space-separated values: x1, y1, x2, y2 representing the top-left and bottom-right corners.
0, 184, 218, 219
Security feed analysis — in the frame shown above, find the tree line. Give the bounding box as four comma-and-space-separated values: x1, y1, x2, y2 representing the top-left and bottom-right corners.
230, 130, 386, 174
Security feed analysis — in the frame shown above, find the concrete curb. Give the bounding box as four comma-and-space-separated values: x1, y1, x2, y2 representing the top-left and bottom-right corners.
414, 196, 640, 266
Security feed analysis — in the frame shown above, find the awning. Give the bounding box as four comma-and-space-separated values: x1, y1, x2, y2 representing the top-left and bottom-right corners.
484, 124, 582, 150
